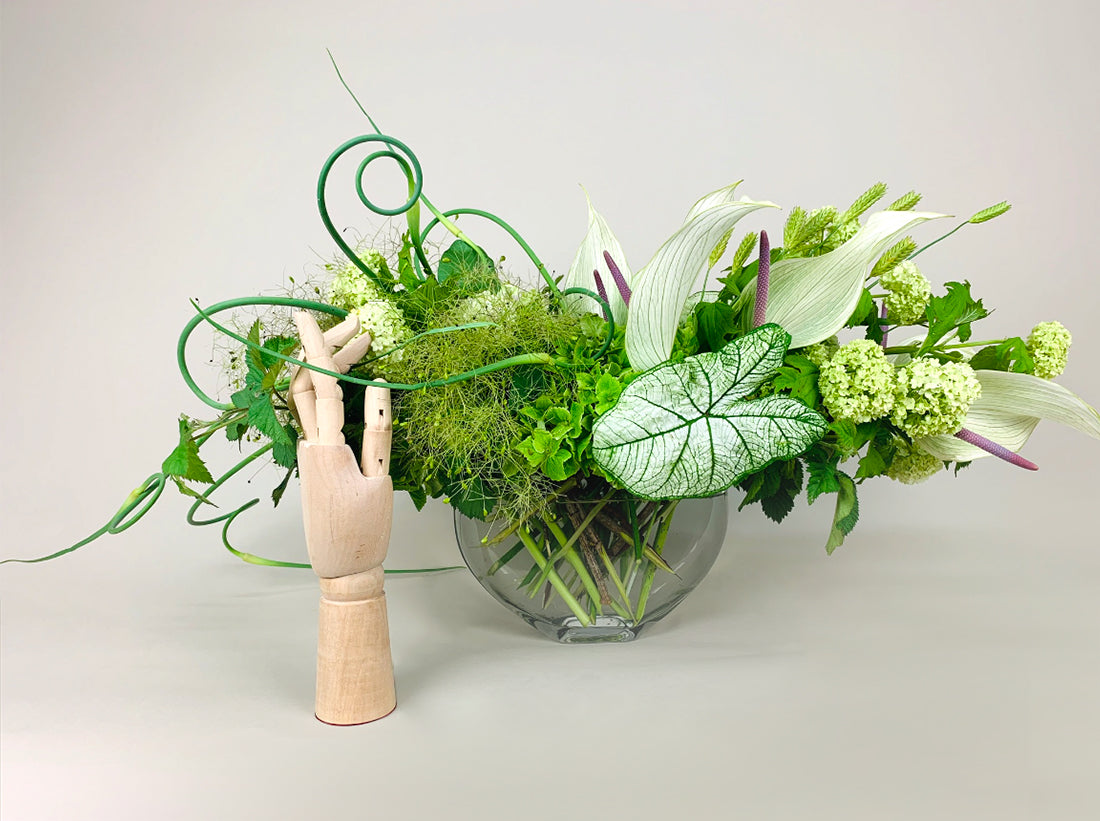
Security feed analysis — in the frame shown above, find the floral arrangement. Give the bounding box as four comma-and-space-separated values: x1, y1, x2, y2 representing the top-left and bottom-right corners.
11, 99, 1099, 634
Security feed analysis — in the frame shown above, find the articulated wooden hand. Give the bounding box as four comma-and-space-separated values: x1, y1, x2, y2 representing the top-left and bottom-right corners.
291, 311, 397, 725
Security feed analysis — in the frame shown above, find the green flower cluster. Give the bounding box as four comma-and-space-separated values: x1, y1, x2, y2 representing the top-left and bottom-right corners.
803, 336, 839, 367
886, 443, 944, 484
819, 340, 895, 423
1026, 321, 1072, 379
891, 359, 981, 438
880, 261, 932, 325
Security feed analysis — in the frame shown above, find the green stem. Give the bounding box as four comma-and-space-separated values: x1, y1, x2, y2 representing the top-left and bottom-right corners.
635, 501, 679, 622
599, 548, 635, 620
516, 525, 591, 625
910, 221, 968, 259
884, 338, 1005, 355
532, 497, 613, 594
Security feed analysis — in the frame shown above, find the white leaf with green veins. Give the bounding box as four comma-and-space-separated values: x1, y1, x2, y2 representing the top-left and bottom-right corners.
740, 210, 948, 348
562, 189, 632, 324
916, 370, 1100, 461
626, 186, 778, 370
593, 324, 828, 498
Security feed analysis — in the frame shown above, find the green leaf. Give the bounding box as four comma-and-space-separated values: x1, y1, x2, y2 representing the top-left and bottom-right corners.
772, 354, 820, 408
593, 324, 828, 498
854, 444, 889, 479
740, 459, 803, 522
825, 473, 858, 554
162, 418, 215, 484
259, 336, 298, 369
741, 211, 947, 348
246, 319, 264, 374
695, 300, 739, 352
247, 395, 291, 445
594, 374, 622, 414
271, 468, 294, 507
920, 280, 989, 352
543, 449, 579, 482
231, 389, 253, 410
625, 187, 778, 369
272, 424, 298, 468
968, 338, 1034, 374
435, 239, 482, 284
806, 450, 841, 505
225, 418, 249, 442
171, 475, 216, 506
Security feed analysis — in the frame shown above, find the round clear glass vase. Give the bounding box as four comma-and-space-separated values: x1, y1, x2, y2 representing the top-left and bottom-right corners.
455, 493, 728, 643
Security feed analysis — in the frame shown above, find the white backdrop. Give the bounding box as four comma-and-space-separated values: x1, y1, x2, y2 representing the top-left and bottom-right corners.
3, 2, 1099, 819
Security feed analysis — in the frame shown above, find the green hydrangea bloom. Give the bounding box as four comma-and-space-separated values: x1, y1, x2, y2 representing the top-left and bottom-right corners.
891, 358, 981, 438
819, 339, 896, 423
802, 336, 839, 367
886, 443, 943, 484
1025, 321, 1071, 379
880, 260, 932, 325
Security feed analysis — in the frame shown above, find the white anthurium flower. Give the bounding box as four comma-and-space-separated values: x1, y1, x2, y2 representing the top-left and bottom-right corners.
916, 370, 1100, 461
625, 186, 778, 370
741, 210, 949, 349
562, 190, 633, 324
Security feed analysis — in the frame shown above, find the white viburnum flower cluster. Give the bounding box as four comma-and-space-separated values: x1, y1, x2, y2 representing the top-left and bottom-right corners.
326, 254, 411, 377
886, 443, 944, 484
1025, 321, 1072, 379
818, 340, 896, 423
891, 359, 981, 438
880, 261, 932, 325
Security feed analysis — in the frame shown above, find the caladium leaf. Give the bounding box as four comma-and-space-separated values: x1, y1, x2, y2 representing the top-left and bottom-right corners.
917, 370, 1100, 461
626, 186, 778, 370
593, 324, 828, 498
741, 211, 948, 348
562, 190, 632, 324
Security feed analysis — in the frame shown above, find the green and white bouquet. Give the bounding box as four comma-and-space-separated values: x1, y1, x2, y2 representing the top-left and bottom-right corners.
13, 107, 1099, 635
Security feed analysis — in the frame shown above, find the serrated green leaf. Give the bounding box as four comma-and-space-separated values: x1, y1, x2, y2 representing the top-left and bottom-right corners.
594, 324, 828, 499
162, 418, 215, 484
444, 475, 497, 521
854, 445, 888, 479
171, 475, 216, 506
742, 211, 947, 348
259, 336, 298, 369
825, 473, 858, 554
806, 452, 841, 505
543, 448, 578, 482
247, 395, 291, 445
920, 280, 989, 352
230, 389, 253, 410
272, 424, 298, 468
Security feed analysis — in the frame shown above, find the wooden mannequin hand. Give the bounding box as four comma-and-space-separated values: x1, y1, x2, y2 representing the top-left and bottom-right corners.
290, 311, 393, 579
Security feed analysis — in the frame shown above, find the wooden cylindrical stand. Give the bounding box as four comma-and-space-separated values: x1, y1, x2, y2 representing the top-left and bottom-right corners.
315, 570, 396, 725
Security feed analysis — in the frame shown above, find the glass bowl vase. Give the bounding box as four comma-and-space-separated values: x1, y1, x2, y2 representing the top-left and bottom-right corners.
454, 492, 728, 643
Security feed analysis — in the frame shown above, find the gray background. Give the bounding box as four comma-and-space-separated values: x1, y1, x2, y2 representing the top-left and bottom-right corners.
2, 1, 1099, 819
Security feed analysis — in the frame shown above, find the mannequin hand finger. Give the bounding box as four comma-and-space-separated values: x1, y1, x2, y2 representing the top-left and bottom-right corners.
332, 333, 373, 374
323, 315, 361, 349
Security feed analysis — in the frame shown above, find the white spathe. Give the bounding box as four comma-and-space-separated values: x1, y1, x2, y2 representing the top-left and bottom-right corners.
917, 370, 1100, 461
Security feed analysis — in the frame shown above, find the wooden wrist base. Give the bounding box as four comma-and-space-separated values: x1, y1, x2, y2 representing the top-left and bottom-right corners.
314, 571, 397, 726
